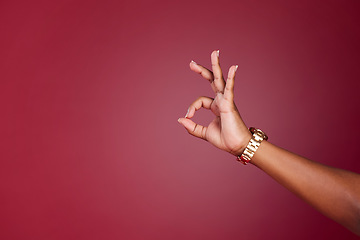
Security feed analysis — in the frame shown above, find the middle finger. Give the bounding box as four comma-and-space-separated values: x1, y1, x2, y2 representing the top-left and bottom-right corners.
211, 50, 226, 93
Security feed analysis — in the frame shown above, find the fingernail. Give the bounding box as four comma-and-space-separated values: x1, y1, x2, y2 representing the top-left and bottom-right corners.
216, 50, 220, 57
185, 108, 189, 118
177, 118, 181, 123
235, 65, 238, 71
191, 60, 197, 65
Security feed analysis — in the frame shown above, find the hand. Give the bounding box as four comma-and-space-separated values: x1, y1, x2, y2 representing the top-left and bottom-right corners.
178, 50, 252, 156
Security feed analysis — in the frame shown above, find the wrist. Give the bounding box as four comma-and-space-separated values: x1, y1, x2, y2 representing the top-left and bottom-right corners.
236, 127, 269, 165
230, 131, 252, 156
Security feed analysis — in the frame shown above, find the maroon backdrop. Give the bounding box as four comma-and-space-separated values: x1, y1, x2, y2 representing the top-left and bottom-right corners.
1, 0, 360, 239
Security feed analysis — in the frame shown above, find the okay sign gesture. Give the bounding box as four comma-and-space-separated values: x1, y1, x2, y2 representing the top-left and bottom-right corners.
178, 50, 252, 156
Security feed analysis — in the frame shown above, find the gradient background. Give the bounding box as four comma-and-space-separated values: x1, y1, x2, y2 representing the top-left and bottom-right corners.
1, 0, 360, 239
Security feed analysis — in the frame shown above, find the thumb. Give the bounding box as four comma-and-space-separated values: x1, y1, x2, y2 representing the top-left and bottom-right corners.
178, 118, 207, 140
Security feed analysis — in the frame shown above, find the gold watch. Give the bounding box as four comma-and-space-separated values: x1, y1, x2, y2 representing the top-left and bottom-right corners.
237, 127, 268, 165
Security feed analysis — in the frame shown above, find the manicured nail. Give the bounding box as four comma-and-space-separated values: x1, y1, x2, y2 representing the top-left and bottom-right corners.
216, 50, 220, 57
185, 108, 189, 118
235, 65, 238, 71
177, 118, 181, 123
191, 60, 197, 65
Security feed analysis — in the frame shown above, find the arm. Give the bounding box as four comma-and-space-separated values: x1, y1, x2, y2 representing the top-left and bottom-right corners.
177, 50, 360, 235
249, 141, 360, 235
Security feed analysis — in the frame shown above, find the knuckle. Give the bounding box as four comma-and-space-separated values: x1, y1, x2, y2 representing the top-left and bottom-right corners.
201, 127, 206, 140
193, 124, 198, 133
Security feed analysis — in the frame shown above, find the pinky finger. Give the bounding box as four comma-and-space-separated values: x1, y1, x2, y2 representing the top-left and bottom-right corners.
178, 118, 207, 140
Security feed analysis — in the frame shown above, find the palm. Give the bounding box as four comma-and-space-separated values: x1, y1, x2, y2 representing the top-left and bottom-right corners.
206, 96, 224, 146
206, 94, 241, 152
207, 112, 221, 143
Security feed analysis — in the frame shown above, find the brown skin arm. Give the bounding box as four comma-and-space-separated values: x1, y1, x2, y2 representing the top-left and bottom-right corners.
178, 50, 360, 235
248, 141, 360, 235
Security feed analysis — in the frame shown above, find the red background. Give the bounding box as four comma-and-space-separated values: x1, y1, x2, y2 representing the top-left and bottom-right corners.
1, 0, 360, 239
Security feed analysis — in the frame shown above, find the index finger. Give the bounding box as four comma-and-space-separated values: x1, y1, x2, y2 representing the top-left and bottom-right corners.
189, 61, 217, 93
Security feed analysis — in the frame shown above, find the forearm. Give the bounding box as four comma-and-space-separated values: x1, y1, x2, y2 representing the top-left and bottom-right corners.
247, 141, 360, 235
